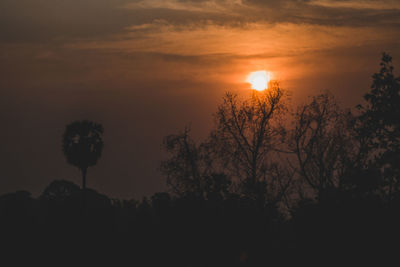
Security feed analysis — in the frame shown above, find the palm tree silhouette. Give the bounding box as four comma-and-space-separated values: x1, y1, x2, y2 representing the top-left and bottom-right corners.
62, 120, 104, 193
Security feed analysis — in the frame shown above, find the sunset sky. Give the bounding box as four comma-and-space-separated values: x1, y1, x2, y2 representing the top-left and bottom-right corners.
1, 0, 399, 199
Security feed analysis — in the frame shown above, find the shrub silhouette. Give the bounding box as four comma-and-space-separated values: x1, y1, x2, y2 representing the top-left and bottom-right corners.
41, 179, 81, 202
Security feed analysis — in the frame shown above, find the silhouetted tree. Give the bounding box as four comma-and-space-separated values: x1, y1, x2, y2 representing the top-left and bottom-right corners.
160, 126, 231, 200
357, 52, 400, 199
288, 93, 374, 201
160, 127, 202, 197
289, 93, 361, 201
62, 120, 104, 192
208, 85, 291, 206
161, 85, 293, 210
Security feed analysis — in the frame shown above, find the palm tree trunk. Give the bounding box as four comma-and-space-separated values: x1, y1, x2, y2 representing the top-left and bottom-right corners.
82, 168, 87, 191
81, 167, 87, 218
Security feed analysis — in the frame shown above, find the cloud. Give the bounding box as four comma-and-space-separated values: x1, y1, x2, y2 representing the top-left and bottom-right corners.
1, 0, 399, 45
309, 0, 400, 10
0, 0, 137, 43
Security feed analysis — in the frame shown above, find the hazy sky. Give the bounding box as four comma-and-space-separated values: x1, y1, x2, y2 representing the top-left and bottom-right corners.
1, 0, 399, 199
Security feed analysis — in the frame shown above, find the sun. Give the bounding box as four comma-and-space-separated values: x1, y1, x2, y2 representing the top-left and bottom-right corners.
246, 71, 271, 91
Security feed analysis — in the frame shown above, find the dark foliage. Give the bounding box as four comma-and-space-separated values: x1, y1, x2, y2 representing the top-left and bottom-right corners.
63, 120, 103, 191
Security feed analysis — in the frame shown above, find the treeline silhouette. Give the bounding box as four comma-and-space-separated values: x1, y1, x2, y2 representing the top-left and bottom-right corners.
1, 53, 400, 265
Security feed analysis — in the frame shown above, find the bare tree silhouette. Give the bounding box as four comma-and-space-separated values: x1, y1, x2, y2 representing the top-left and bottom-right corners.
289, 93, 359, 201
62, 120, 104, 193
160, 126, 231, 200
160, 127, 202, 197
209, 85, 291, 205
